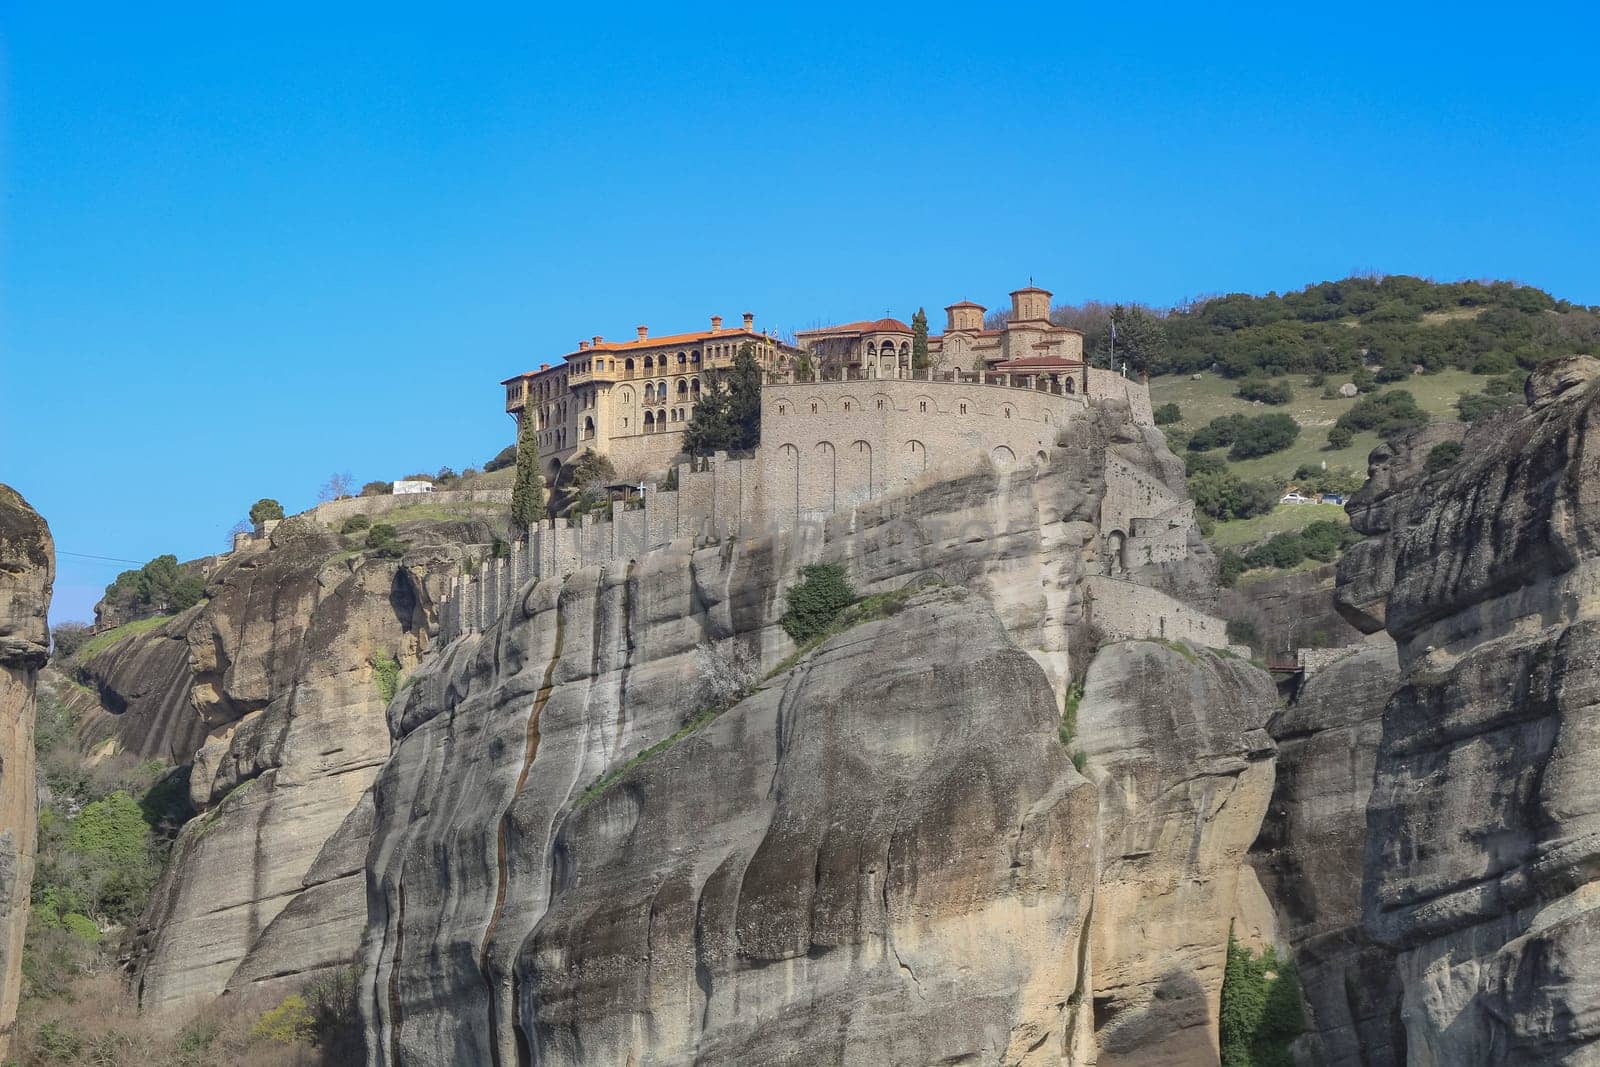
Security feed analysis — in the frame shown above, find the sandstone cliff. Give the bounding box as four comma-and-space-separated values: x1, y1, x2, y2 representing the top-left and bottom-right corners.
67, 507, 503, 1018
0, 485, 53, 1061
1335, 356, 1600, 1062
363, 406, 1281, 1065
1250, 644, 1406, 1066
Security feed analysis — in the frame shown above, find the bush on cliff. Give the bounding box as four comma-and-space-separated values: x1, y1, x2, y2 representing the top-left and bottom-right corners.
1219, 931, 1305, 1066
364, 523, 407, 558
780, 563, 858, 643
1153, 402, 1182, 425
101, 554, 206, 622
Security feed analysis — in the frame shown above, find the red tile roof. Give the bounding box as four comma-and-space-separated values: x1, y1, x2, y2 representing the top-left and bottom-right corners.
944, 300, 986, 310
994, 355, 1086, 370
796, 317, 912, 336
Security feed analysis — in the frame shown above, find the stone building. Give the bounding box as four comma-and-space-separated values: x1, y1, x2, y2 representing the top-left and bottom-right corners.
794, 317, 914, 379
502, 312, 798, 481
928, 285, 1085, 375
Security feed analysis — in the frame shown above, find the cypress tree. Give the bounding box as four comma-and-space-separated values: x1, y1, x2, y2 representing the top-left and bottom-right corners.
686, 342, 763, 454
510, 410, 544, 529
912, 307, 930, 370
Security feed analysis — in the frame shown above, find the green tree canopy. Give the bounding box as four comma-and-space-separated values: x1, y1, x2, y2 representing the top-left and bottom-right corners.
912, 307, 930, 370
685, 343, 762, 455
510, 408, 544, 529
249, 498, 285, 525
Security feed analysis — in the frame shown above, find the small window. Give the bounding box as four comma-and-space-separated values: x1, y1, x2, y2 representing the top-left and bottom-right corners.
1004, 407, 1012, 418
811, 402, 818, 414
876, 399, 885, 410
959, 403, 967, 415
844, 401, 851, 412
919, 401, 927, 412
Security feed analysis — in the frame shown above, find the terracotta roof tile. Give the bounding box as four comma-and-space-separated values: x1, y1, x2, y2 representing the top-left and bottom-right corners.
796, 318, 912, 336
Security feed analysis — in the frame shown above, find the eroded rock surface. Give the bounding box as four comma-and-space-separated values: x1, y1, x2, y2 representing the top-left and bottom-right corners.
1250, 644, 1405, 1066
63, 510, 496, 1017
0, 485, 53, 1061
363, 413, 1280, 1066
1077, 641, 1278, 1065
1336, 357, 1600, 1062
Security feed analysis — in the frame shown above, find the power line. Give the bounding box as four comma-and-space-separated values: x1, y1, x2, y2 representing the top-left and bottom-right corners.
57, 550, 147, 565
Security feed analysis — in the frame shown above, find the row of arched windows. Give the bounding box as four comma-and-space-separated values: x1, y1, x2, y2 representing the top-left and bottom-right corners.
642, 408, 688, 432
642, 378, 701, 403
626, 351, 700, 374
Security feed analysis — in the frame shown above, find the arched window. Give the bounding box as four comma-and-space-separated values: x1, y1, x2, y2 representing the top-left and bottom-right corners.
866, 342, 877, 359
583, 416, 595, 439
1064, 378, 1076, 394
691, 350, 700, 362
644, 355, 654, 370
657, 408, 667, 426
691, 377, 701, 395
625, 358, 635, 374
678, 379, 688, 396
657, 379, 667, 394
644, 411, 655, 432
644, 383, 655, 402
677, 351, 687, 365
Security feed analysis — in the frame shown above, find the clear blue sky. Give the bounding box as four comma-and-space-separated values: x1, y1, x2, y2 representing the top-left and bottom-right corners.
5, 3, 1598, 624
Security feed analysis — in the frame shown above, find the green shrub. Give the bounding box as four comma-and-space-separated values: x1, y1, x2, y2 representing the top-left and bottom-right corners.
373, 653, 401, 704
1153, 402, 1183, 425
1234, 377, 1294, 404
1218, 551, 1247, 588
780, 563, 858, 643
36, 1019, 83, 1060
1457, 391, 1521, 423
61, 913, 100, 943
50, 622, 92, 658
1227, 413, 1300, 460
1334, 390, 1428, 441
1326, 425, 1353, 449
365, 523, 407, 558
1425, 440, 1465, 474
1219, 931, 1306, 1066
68, 792, 149, 863
251, 992, 315, 1044
341, 514, 371, 534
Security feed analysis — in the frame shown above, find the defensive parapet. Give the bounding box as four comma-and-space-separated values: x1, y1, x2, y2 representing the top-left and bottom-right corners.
441, 370, 1169, 641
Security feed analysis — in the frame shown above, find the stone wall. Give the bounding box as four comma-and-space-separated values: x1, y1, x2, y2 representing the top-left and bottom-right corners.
1084, 574, 1238, 652
307, 488, 511, 528
443, 376, 1178, 641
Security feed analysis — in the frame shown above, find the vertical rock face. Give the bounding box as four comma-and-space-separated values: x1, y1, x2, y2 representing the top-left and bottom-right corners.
1076, 641, 1278, 1065
62, 513, 491, 1018
363, 422, 1281, 1065
0, 485, 53, 1061
1250, 644, 1406, 1066
1335, 357, 1600, 1062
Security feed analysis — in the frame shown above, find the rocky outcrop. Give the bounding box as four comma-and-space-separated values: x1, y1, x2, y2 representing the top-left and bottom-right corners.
1335, 357, 1600, 1062
363, 409, 1281, 1065
1250, 644, 1406, 1066
1218, 562, 1368, 654
1078, 641, 1278, 1065
0, 485, 53, 1061
63, 508, 502, 1018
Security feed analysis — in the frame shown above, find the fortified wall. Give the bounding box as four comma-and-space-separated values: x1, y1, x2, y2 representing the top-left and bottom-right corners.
440, 371, 1227, 651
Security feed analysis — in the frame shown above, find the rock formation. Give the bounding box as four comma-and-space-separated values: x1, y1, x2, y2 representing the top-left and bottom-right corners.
0, 485, 53, 1061
1335, 356, 1600, 1062
67, 508, 503, 1017
362, 404, 1281, 1065
1250, 644, 1406, 1065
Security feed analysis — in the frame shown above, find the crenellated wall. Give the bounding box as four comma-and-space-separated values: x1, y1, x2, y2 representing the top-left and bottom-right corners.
442, 374, 1177, 641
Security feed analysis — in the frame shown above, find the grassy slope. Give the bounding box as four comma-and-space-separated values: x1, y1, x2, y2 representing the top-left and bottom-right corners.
1152, 368, 1485, 550
76, 614, 177, 661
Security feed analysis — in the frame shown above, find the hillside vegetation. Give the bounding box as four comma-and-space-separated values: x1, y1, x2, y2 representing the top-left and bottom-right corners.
1115, 274, 1600, 579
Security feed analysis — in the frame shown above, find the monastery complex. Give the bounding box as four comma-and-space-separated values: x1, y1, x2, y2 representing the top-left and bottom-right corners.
446, 281, 1225, 656
503, 284, 1112, 484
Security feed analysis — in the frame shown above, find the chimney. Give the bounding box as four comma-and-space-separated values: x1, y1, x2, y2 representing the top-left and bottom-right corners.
593, 335, 603, 346
742, 312, 754, 330
711, 314, 723, 333
636, 325, 648, 341
539, 363, 549, 371
578, 340, 589, 351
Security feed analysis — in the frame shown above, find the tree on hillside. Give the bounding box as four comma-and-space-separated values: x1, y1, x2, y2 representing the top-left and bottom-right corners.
249, 498, 284, 526
685, 343, 762, 455
1108, 304, 1167, 374
510, 409, 544, 530
912, 308, 930, 370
